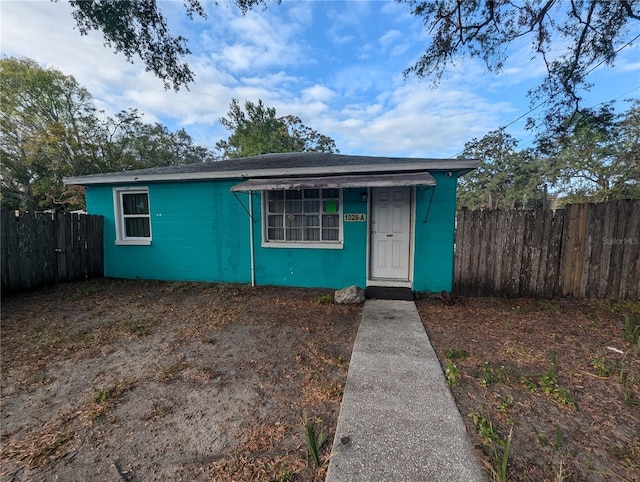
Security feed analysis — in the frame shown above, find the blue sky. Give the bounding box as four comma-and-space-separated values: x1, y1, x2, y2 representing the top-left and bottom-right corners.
1, 0, 639, 158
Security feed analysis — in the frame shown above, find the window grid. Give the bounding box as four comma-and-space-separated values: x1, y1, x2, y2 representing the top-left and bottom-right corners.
265, 189, 340, 243
114, 188, 152, 244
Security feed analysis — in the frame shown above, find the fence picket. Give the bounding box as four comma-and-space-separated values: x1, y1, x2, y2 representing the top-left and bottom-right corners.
1, 210, 104, 293
453, 200, 640, 299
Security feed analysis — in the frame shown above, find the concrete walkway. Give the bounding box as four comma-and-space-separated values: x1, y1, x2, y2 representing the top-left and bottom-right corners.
325, 300, 486, 482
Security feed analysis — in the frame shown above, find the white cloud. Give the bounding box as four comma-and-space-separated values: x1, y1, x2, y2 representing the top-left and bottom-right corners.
301, 85, 336, 103
2, 0, 634, 161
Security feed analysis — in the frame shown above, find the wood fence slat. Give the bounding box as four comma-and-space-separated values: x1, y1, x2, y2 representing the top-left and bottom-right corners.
452, 200, 639, 300
469, 209, 482, 296
490, 210, 501, 295
535, 210, 552, 297
477, 210, 490, 296
512, 211, 527, 297
585, 203, 604, 297
621, 201, 640, 299
608, 201, 630, 298
1, 210, 103, 294
599, 202, 617, 297
545, 210, 564, 298
454, 209, 471, 295
578, 204, 594, 298
570, 204, 588, 296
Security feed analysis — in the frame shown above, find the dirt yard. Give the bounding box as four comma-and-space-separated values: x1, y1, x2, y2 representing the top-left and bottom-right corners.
1, 279, 361, 481
2, 280, 639, 481
417, 295, 640, 482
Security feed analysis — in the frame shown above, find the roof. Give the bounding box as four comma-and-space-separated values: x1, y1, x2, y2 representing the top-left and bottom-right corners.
63, 152, 479, 186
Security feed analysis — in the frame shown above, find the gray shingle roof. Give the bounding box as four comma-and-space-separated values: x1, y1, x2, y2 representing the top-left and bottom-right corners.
64, 152, 478, 185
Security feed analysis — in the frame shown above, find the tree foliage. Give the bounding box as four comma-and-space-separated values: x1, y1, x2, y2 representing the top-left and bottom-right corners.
458, 130, 546, 210
0, 57, 214, 211
401, 0, 640, 131
68, 0, 207, 91
458, 101, 640, 209
545, 101, 640, 203
216, 99, 338, 158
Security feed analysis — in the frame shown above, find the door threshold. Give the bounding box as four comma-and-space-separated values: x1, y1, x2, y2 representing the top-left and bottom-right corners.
367, 279, 412, 288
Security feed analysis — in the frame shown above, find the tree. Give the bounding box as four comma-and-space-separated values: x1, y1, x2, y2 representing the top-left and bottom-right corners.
400, 0, 640, 132
544, 101, 640, 203
457, 129, 547, 210
216, 99, 338, 158
1, 57, 214, 211
1, 57, 98, 210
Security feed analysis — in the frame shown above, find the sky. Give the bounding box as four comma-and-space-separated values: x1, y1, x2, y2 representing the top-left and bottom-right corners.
1, 0, 639, 159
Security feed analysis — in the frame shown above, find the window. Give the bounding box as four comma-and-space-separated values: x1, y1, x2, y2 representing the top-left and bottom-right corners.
264, 188, 342, 247
114, 187, 152, 245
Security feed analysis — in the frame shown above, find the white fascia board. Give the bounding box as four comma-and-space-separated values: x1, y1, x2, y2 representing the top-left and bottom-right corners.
63, 160, 479, 186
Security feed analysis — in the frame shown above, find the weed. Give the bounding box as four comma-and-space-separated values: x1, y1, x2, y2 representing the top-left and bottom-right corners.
445, 348, 468, 359
590, 356, 611, 377
313, 293, 334, 304
445, 361, 461, 387
538, 355, 575, 408
616, 349, 639, 406
468, 412, 501, 445
304, 413, 327, 469
622, 313, 640, 344
481, 361, 506, 387
470, 412, 512, 482
554, 425, 563, 450
336, 354, 346, 365
593, 299, 640, 316
522, 377, 537, 392
620, 373, 638, 406
539, 300, 562, 314
496, 396, 514, 412
490, 426, 513, 482
273, 471, 295, 482
512, 304, 529, 314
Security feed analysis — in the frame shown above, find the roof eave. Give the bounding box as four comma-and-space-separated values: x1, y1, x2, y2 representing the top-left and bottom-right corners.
63, 160, 480, 186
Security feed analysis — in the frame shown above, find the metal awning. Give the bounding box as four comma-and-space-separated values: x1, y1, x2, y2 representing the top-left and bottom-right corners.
231, 171, 436, 192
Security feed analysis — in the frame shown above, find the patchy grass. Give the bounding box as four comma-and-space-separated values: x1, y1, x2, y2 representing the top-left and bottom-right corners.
418, 296, 640, 481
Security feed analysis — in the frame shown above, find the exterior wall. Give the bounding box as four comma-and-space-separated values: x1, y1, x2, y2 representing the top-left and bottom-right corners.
85, 180, 251, 283
84, 174, 459, 291
251, 188, 367, 289
412, 172, 458, 293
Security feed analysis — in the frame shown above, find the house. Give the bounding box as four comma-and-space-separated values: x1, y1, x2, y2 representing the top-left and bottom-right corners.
64, 152, 478, 292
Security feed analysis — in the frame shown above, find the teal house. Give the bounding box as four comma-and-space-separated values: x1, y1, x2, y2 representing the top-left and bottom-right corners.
65, 153, 477, 293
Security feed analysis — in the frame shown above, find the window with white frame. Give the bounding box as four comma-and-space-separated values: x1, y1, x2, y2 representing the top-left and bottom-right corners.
114, 187, 152, 245
264, 188, 341, 245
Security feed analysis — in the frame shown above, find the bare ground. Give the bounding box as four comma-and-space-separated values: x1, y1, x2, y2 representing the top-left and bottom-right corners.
417, 295, 640, 482
1, 279, 361, 481
2, 280, 639, 481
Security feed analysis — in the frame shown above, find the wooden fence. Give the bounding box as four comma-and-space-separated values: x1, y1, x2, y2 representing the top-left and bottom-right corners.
1, 210, 104, 293
454, 200, 640, 299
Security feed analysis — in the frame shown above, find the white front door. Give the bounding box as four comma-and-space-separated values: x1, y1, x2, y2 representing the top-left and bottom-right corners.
370, 187, 411, 280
